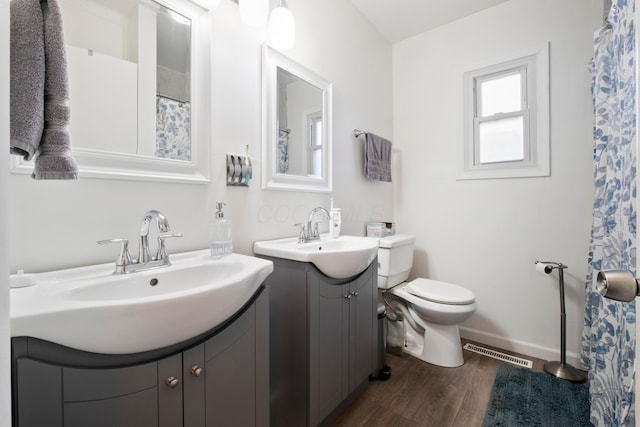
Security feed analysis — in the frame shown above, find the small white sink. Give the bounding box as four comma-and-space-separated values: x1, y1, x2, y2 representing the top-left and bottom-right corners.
253, 235, 379, 279
10, 250, 273, 354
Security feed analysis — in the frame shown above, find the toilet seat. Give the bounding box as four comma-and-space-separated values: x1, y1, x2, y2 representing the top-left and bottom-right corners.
406, 278, 475, 305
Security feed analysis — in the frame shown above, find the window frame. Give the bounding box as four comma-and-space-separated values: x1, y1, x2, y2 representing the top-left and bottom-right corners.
459, 43, 549, 180
306, 110, 323, 176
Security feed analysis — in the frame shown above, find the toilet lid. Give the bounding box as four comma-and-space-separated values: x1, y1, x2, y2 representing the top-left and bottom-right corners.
406, 278, 476, 305
379, 234, 416, 249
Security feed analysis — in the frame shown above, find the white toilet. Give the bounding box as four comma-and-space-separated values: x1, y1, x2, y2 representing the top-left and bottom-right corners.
378, 235, 477, 367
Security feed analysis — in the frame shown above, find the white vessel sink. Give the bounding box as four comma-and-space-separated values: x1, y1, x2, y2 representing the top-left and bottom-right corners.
10, 250, 273, 354
253, 235, 379, 279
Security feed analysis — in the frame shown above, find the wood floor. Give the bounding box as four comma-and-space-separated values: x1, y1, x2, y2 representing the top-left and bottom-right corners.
330, 341, 546, 427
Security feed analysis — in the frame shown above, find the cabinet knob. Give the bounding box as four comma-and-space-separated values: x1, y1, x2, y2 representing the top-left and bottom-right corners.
191, 365, 203, 377
166, 376, 179, 388
352, 291, 359, 297
344, 293, 351, 299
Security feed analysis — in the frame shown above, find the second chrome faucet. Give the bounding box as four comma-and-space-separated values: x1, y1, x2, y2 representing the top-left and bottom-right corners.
296, 207, 331, 243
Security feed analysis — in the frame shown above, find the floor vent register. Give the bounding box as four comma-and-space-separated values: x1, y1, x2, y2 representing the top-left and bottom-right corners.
463, 343, 533, 369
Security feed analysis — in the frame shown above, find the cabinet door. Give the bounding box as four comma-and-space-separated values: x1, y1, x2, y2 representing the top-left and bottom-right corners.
205, 302, 257, 427
349, 268, 376, 392
63, 359, 161, 427
15, 358, 63, 427
158, 353, 184, 427
309, 274, 350, 427
64, 388, 158, 427
183, 344, 205, 427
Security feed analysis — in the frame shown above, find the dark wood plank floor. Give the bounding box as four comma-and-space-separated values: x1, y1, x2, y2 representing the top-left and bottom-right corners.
331, 341, 547, 427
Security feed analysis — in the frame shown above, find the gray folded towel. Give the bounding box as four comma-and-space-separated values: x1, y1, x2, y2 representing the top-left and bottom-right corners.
10, 0, 45, 160
10, 0, 78, 180
364, 133, 392, 182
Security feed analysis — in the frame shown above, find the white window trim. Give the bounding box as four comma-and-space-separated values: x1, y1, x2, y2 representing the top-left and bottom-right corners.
459, 43, 550, 180
302, 107, 322, 176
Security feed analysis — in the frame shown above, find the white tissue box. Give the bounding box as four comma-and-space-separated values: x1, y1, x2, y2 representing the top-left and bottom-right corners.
367, 222, 395, 237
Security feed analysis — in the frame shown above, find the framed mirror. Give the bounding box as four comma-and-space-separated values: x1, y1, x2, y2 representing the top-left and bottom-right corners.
262, 46, 333, 192
10, 0, 211, 183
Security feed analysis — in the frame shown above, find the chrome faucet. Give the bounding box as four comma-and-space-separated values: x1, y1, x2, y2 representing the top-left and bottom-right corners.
139, 210, 170, 263
98, 210, 182, 274
296, 207, 330, 243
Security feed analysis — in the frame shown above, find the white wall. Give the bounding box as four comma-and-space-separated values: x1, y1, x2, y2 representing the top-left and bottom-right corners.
7, 0, 393, 273
393, 0, 602, 364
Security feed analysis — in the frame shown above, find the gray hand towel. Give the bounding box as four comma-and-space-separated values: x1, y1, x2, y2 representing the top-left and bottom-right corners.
364, 133, 392, 182
36, 0, 78, 179
10, 0, 78, 180
10, 0, 45, 160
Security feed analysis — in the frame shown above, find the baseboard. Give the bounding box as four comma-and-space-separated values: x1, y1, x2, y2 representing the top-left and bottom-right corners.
459, 327, 585, 369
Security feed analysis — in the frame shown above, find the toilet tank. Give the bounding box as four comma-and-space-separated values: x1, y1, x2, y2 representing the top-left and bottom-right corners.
377, 234, 416, 289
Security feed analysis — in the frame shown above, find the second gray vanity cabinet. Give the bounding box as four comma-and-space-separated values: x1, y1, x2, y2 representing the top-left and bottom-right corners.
262, 257, 377, 427
308, 266, 376, 426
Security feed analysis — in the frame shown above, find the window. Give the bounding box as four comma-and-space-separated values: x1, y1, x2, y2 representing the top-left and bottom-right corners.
460, 44, 549, 180
307, 112, 323, 176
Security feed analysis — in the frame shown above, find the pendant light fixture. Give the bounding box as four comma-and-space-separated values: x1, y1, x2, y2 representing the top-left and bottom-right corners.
268, 0, 295, 50
239, 0, 269, 27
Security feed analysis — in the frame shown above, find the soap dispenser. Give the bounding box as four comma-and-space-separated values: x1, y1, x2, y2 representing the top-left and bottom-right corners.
210, 201, 233, 258
330, 198, 341, 238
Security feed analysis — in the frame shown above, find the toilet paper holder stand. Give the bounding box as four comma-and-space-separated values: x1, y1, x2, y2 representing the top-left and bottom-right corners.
535, 261, 587, 383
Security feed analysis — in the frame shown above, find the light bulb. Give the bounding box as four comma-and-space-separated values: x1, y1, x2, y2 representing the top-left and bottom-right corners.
268, 2, 295, 50
239, 0, 269, 27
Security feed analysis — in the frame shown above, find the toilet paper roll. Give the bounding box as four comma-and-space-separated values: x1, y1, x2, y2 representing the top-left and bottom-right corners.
535, 262, 553, 275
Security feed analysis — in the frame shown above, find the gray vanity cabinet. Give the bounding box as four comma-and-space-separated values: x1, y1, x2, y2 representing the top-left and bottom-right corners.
308, 267, 376, 426
12, 287, 269, 427
262, 257, 377, 427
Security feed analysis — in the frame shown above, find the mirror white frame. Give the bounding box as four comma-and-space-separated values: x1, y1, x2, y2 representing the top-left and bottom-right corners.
10, 0, 211, 184
262, 45, 333, 192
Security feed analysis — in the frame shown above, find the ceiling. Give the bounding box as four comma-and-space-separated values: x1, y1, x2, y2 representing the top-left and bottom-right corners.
350, 0, 512, 43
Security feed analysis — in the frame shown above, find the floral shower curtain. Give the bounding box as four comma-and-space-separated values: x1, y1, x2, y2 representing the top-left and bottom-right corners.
156, 95, 191, 161
278, 129, 289, 173
582, 1, 637, 426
